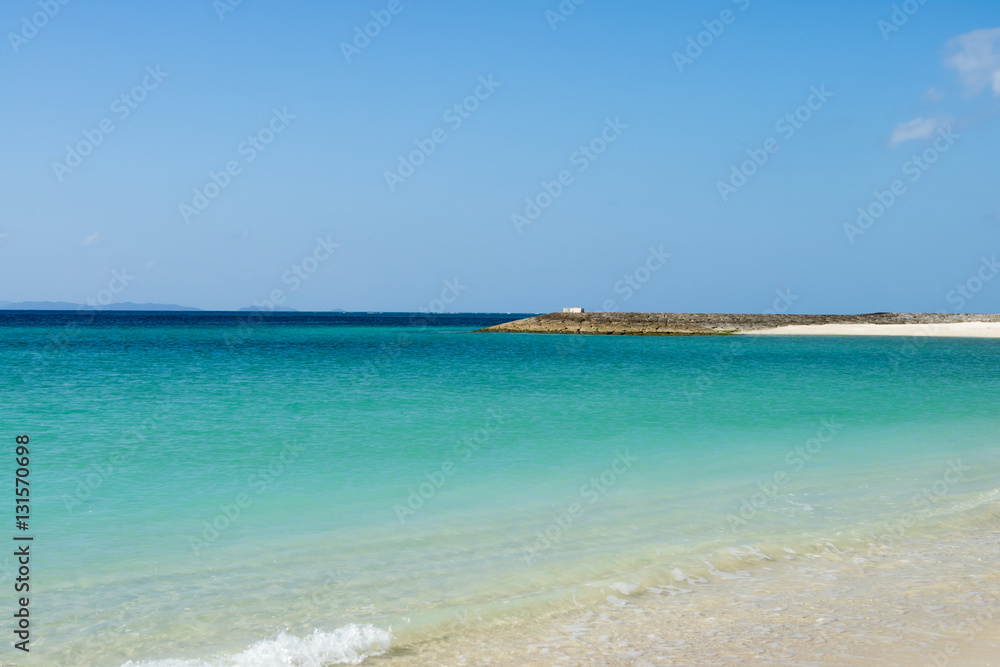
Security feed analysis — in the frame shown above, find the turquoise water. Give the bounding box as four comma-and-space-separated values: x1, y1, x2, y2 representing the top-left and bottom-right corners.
2, 313, 1000, 665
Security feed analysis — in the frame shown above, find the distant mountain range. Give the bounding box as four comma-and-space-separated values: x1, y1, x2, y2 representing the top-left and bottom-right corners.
234, 307, 348, 312
0, 301, 348, 312
0, 301, 201, 311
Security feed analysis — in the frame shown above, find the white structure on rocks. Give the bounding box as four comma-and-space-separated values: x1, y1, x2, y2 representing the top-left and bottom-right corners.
563, 307, 584, 313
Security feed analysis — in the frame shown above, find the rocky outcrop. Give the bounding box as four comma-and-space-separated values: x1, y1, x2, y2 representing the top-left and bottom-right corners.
474, 312, 1000, 336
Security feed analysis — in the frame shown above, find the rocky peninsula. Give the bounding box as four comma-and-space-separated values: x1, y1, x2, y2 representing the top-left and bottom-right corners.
475, 312, 1000, 336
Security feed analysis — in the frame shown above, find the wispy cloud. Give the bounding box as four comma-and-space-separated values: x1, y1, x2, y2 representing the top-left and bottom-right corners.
82, 232, 100, 246
923, 87, 945, 103
889, 117, 951, 146
944, 27, 1000, 97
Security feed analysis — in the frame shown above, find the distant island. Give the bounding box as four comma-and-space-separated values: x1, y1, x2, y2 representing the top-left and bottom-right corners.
0, 301, 202, 311
0, 302, 351, 313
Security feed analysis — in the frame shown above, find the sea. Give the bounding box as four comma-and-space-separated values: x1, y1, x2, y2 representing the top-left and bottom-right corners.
1, 311, 998, 666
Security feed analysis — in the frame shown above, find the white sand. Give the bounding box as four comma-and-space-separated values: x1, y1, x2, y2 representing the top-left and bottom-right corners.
744, 321, 1000, 338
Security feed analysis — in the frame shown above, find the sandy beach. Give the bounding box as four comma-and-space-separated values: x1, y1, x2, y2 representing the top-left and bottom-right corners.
477, 313, 1000, 336
746, 322, 1000, 338
384, 525, 1000, 666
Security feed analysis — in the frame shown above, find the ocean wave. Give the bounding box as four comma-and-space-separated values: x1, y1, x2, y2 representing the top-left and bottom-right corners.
122, 624, 392, 667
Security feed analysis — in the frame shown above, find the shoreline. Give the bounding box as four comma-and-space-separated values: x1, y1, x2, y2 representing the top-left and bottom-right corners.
383, 523, 1000, 665
476, 312, 1000, 337
746, 321, 1000, 337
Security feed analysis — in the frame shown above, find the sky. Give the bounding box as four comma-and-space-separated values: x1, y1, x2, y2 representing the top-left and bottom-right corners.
0, 0, 998, 313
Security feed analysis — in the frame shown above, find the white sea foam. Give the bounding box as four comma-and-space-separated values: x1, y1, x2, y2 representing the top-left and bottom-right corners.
608, 581, 640, 595
122, 624, 392, 667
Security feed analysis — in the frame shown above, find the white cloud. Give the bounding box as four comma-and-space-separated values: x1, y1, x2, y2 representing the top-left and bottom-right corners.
889, 117, 951, 146
923, 87, 945, 103
944, 27, 1000, 97
81, 232, 100, 246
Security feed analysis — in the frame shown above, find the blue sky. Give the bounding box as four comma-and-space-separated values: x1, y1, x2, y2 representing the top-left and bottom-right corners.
1, 0, 998, 313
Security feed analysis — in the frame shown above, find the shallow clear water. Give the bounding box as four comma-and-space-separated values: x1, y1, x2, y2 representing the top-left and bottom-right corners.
2, 312, 999, 665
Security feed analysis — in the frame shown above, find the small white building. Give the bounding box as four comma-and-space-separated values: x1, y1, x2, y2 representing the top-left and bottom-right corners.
563, 307, 585, 313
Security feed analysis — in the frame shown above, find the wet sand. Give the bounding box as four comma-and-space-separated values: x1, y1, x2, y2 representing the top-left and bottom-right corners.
381, 526, 1000, 666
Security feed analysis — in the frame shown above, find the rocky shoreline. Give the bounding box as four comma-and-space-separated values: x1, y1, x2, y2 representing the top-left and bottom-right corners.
474, 312, 1000, 336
